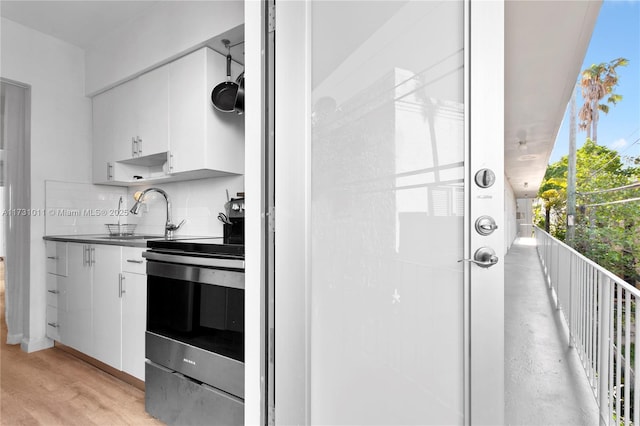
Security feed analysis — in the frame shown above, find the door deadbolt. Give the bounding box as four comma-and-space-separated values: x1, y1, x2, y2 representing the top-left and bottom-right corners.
458, 247, 499, 268
475, 169, 496, 188
475, 216, 498, 236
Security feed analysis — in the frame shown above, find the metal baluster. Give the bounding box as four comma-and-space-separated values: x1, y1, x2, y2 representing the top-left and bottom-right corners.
616, 281, 623, 422
578, 260, 584, 362
553, 242, 560, 310
598, 273, 611, 426
634, 293, 639, 426
587, 264, 595, 387
609, 281, 615, 424
624, 288, 631, 426
569, 252, 574, 348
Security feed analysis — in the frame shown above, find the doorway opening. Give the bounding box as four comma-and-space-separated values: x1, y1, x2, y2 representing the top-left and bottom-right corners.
1, 78, 31, 345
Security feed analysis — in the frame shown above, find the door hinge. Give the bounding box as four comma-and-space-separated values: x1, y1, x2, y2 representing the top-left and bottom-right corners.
268, 4, 276, 33
267, 206, 275, 233
269, 327, 275, 363
268, 405, 276, 426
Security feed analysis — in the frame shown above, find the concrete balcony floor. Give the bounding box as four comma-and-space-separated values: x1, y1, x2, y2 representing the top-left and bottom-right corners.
505, 237, 600, 425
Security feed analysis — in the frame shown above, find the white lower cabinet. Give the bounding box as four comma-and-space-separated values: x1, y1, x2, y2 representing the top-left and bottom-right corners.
121, 246, 147, 381
121, 271, 147, 381
60, 243, 93, 355
45, 242, 68, 342
92, 244, 123, 368
47, 242, 147, 382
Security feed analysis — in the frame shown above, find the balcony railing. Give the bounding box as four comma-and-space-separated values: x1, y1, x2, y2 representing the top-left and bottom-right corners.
534, 226, 639, 425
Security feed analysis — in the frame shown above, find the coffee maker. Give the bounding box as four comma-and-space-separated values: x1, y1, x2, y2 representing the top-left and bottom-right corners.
223, 196, 244, 245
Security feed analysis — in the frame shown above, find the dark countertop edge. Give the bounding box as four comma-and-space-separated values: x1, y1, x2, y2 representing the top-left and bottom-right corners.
43, 234, 166, 248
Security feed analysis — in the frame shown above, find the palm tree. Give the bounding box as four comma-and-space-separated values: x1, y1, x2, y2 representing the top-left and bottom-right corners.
578, 57, 628, 143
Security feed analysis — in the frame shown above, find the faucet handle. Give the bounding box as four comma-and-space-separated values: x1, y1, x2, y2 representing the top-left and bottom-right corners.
166, 219, 186, 231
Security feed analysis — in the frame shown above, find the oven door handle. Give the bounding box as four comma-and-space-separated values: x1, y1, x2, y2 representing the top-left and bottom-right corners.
142, 251, 245, 270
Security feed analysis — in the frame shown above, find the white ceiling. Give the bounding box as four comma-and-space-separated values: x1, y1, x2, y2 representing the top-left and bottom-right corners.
504, 1, 601, 198
0, 1, 160, 49
1, 1, 601, 199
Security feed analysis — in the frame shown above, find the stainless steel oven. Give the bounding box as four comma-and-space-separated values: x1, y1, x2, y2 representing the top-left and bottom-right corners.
143, 238, 244, 425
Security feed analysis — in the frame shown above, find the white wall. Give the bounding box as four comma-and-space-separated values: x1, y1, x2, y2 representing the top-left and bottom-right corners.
1, 17, 92, 351
505, 178, 517, 252
85, 0, 244, 95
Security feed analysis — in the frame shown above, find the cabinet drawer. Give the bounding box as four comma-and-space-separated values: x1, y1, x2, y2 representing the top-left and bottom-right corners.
45, 241, 68, 276
46, 306, 60, 341
122, 247, 146, 274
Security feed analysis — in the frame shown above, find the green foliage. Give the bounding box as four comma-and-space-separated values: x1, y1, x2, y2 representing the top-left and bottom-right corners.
537, 139, 640, 285
578, 58, 629, 142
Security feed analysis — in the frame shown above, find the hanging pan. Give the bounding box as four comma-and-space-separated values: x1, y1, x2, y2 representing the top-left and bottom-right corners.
211, 39, 239, 113
234, 71, 245, 115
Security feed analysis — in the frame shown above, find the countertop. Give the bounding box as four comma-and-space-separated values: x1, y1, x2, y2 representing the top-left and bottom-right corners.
43, 234, 168, 248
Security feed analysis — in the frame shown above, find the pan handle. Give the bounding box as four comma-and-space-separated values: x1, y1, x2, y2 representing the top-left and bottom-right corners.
226, 54, 232, 81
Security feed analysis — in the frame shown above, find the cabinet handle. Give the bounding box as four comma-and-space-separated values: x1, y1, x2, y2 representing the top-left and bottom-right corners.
90, 247, 95, 266
47, 256, 57, 260
47, 322, 59, 328
119, 273, 126, 298
132, 137, 137, 157
169, 152, 174, 172
107, 162, 114, 180
82, 245, 87, 266
137, 136, 142, 155
126, 259, 144, 264
47, 289, 59, 294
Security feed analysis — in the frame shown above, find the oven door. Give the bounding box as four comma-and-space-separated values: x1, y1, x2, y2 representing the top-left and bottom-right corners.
144, 253, 245, 398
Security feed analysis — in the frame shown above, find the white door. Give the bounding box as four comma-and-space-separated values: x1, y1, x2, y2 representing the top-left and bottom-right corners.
273, 1, 504, 424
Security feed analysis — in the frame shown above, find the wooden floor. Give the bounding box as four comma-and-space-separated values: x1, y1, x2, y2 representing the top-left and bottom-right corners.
0, 259, 164, 425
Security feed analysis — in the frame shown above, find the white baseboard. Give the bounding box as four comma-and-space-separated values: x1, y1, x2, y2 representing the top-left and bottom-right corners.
6, 332, 23, 345
21, 336, 54, 353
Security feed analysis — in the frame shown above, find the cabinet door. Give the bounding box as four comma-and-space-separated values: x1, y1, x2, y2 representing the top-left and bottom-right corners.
169, 48, 244, 175
136, 66, 169, 158
60, 244, 93, 354
121, 271, 147, 381
92, 244, 122, 369
111, 81, 138, 161
168, 48, 207, 173
93, 82, 137, 183
93, 89, 115, 183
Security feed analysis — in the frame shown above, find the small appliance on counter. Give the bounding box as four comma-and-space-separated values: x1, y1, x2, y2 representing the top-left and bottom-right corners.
222, 194, 244, 245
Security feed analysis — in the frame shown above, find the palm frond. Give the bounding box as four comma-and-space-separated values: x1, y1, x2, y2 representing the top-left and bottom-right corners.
608, 94, 623, 105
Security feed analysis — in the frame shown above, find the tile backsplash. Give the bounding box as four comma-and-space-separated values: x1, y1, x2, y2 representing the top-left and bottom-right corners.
45, 180, 128, 235
45, 175, 244, 237
126, 175, 244, 237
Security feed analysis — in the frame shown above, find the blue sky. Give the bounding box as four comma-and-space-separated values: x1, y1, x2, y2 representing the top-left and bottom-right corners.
549, 0, 640, 164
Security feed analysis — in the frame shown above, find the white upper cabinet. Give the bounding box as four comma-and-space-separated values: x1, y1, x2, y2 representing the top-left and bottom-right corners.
168, 47, 244, 175
136, 66, 170, 159
93, 81, 134, 183
92, 46, 244, 185
93, 67, 169, 184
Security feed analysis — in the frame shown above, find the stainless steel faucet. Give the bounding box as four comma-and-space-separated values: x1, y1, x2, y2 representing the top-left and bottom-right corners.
129, 187, 185, 239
